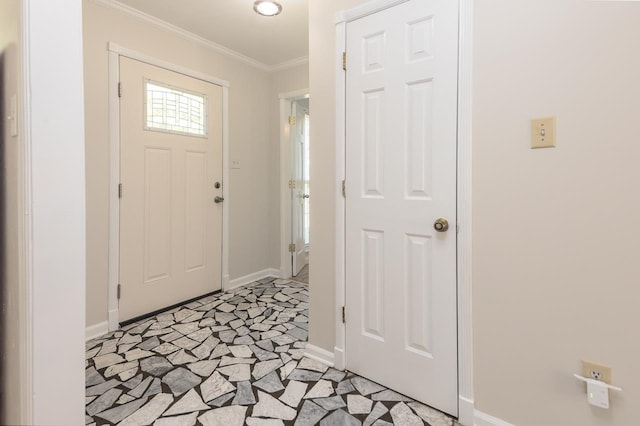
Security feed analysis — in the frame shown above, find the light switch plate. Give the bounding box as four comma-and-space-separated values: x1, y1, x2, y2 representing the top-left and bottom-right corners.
531, 116, 556, 148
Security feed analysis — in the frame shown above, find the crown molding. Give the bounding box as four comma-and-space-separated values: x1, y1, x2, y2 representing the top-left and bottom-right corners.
266, 56, 309, 72
89, 0, 307, 73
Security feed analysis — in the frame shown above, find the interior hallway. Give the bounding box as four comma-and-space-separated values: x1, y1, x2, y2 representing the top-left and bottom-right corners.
85, 278, 457, 425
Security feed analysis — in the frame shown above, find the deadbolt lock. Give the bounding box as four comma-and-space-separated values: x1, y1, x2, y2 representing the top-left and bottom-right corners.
434, 218, 449, 233
214, 182, 221, 189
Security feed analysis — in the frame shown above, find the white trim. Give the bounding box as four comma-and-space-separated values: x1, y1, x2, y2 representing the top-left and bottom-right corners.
108, 309, 119, 332
474, 411, 515, 426
86, 321, 109, 341
108, 43, 230, 88
457, 0, 475, 425
91, 0, 307, 73
23, 1, 86, 421
20, 1, 34, 422
228, 269, 281, 291
304, 344, 335, 368
268, 56, 309, 73
335, 0, 410, 23
221, 86, 230, 291
334, 0, 474, 421
279, 89, 310, 280
107, 46, 230, 330
107, 50, 120, 331
459, 396, 475, 426
333, 21, 347, 373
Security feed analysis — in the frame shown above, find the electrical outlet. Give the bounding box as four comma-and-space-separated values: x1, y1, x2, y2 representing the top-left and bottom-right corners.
582, 360, 612, 384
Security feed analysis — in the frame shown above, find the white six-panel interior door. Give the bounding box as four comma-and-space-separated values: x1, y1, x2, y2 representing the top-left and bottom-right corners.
119, 57, 224, 322
345, 0, 459, 416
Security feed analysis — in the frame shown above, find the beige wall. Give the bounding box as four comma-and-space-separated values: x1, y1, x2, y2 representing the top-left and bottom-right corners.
307, 0, 368, 353
310, 0, 640, 424
83, 1, 308, 328
472, 1, 640, 424
0, 1, 23, 423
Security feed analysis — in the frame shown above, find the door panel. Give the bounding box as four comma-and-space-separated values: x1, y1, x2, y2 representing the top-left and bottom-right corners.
345, 0, 459, 415
119, 57, 223, 321
184, 151, 206, 271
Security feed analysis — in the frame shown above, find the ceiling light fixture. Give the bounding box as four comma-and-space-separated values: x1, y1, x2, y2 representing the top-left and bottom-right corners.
253, 0, 282, 17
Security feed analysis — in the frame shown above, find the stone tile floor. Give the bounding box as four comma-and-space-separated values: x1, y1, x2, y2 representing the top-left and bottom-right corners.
86, 277, 458, 425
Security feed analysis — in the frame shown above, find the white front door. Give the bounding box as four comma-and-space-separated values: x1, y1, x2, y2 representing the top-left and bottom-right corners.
291, 102, 307, 276
345, 0, 459, 415
119, 57, 224, 322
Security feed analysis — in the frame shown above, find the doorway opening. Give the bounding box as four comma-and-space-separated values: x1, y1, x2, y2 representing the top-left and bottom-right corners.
279, 89, 310, 284
291, 98, 310, 282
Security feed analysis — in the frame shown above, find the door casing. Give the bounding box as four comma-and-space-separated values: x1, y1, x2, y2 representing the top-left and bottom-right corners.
107, 43, 230, 331
333, 0, 474, 424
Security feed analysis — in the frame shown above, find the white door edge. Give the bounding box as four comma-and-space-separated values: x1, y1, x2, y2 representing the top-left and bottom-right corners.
279, 89, 309, 280
333, 0, 474, 424
107, 46, 230, 330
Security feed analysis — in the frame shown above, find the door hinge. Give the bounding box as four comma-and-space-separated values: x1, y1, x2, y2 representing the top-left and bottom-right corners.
341, 180, 346, 198
118, 82, 122, 98
118, 183, 123, 199
289, 116, 296, 126
342, 306, 346, 323
117, 284, 121, 300
289, 243, 296, 253
289, 179, 296, 189
342, 52, 347, 71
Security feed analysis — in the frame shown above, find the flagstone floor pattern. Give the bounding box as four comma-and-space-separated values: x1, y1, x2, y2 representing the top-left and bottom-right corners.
85, 278, 457, 425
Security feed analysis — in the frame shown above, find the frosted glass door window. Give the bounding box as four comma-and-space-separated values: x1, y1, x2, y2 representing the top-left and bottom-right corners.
145, 80, 207, 137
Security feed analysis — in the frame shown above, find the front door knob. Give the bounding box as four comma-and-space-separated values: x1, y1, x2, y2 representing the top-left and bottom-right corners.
434, 218, 449, 232
214, 196, 224, 204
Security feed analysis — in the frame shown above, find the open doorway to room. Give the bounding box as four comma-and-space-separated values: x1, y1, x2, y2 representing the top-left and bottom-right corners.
279, 90, 310, 284
291, 98, 310, 283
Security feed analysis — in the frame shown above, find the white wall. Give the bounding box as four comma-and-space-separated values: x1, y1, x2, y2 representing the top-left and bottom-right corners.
83, 0, 280, 327
26, 0, 86, 423
472, 1, 640, 424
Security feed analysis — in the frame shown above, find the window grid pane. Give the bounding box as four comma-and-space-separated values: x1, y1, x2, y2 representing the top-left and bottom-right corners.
145, 81, 206, 136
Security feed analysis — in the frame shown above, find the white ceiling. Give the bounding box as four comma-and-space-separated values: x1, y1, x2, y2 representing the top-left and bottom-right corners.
114, 0, 309, 68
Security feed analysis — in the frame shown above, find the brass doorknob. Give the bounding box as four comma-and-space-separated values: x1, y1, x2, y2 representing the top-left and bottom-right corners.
434, 218, 449, 232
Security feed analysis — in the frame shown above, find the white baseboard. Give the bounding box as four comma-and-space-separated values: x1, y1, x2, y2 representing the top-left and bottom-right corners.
304, 344, 335, 367
86, 321, 109, 341
474, 410, 515, 426
227, 268, 280, 291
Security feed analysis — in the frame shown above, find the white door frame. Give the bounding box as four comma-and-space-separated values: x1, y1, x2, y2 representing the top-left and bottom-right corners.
107, 43, 230, 330
334, 0, 474, 424
278, 88, 310, 279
